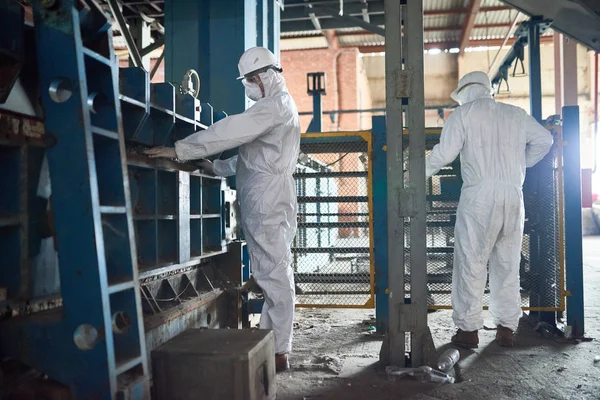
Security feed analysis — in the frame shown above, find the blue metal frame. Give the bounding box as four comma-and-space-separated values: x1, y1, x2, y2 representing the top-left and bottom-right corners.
563, 106, 585, 337
3, 2, 150, 397
306, 92, 323, 133
0, 2, 242, 398
371, 116, 388, 332
306, 72, 327, 133
164, 0, 250, 115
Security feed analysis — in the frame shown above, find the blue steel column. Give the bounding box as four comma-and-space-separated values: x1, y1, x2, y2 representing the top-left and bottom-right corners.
528, 20, 542, 121
371, 116, 388, 333
563, 106, 585, 337
164, 0, 258, 115
267, 0, 281, 59
307, 91, 323, 133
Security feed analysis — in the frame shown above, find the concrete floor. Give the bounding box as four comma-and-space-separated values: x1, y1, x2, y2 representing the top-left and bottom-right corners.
276, 237, 600, 400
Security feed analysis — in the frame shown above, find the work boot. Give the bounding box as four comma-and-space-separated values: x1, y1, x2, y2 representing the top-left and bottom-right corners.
451, 329, 479, 349
275, 353, 290, 372
496, 325, 514, 347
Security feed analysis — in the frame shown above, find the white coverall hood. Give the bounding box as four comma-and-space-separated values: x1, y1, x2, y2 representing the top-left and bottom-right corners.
425, 87, 553, 333
451, 84, 492, 105
450, 71, 493, 105
174, 70, 300, 355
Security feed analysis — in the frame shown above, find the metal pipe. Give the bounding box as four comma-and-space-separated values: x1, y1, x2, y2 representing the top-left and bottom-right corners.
298, 105, 456, 116
487, 11, 520, 75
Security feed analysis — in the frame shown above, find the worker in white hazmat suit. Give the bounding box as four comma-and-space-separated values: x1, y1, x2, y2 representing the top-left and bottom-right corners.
425, 71, 553, 348
145, 47, 300, 371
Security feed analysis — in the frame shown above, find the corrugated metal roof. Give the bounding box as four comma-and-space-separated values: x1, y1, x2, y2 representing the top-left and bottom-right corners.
424, 29, 462, 43
280, 36, 329, 51
281, 30, 321, 38
470, 26, 511, 40
338, 34, 384, 47
424, 14, 464, 29
481, 0, 507, 7
474, 8, 526, 25
280, 0, 531, 51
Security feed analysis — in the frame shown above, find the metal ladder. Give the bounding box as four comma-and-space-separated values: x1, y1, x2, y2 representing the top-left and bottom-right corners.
33, 1, 148, 397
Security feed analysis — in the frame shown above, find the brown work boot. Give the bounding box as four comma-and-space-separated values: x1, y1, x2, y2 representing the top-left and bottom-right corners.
496, 325, 514, 347
451, 329, 479, 349
275, 353, 290, 372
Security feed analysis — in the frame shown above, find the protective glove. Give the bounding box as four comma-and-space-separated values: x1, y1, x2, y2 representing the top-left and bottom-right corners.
196, 159, 215, 175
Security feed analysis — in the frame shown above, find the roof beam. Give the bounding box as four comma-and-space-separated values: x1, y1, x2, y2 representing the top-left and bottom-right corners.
281, 2, 384, 21
308, 6, 323, 31
460, 0, 482, 54
281, 4, 510, 21
314, 5, 385, 36
361, 0, 370, 23
282, 16, 517, 34
354, 35, 554, 53
107, 0, 144, 68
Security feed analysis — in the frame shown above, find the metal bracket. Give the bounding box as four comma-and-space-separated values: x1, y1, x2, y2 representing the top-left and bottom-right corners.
397, 187, 416, 217
395, 70, 413, 98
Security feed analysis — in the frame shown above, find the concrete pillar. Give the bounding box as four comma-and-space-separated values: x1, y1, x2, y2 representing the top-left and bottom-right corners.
561, 35, 579, 107
553, 32, 563, 115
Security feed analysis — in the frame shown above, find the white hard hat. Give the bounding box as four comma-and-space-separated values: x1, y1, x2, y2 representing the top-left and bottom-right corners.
450, 71, 492, 102
237, 47, 280, 79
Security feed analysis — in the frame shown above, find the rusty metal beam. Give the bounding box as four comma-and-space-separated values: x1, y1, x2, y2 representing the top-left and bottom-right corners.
460, 0, 482, 54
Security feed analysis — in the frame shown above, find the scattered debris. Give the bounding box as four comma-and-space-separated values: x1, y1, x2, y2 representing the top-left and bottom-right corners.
296, 356, 343, 374
557, 366, 567, 373
593, 355, 600, 364
386, 366, 455, 384
535, 322, 555, 339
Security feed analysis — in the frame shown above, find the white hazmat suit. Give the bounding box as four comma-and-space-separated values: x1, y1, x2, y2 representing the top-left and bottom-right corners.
174, 67, 300, 355
426, 71, 553, 333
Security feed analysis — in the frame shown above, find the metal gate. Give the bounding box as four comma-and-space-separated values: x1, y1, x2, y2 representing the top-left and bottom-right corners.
294, 132, 374, 308
292, 125, 566, 312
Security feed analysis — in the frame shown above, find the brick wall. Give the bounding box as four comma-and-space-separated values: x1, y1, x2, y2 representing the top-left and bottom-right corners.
282, 48, 373, 237
281, 48, 372, 132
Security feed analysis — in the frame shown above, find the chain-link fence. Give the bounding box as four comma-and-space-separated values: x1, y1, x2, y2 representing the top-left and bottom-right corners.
294, 132, 374, 308
420, 127, 564, 311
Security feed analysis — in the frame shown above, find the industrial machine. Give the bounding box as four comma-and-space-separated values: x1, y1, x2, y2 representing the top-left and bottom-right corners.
0, 1, 245, 398
0, 0, 588, 395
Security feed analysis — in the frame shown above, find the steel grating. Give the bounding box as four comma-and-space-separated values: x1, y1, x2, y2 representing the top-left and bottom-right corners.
294, 132, 374, 308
